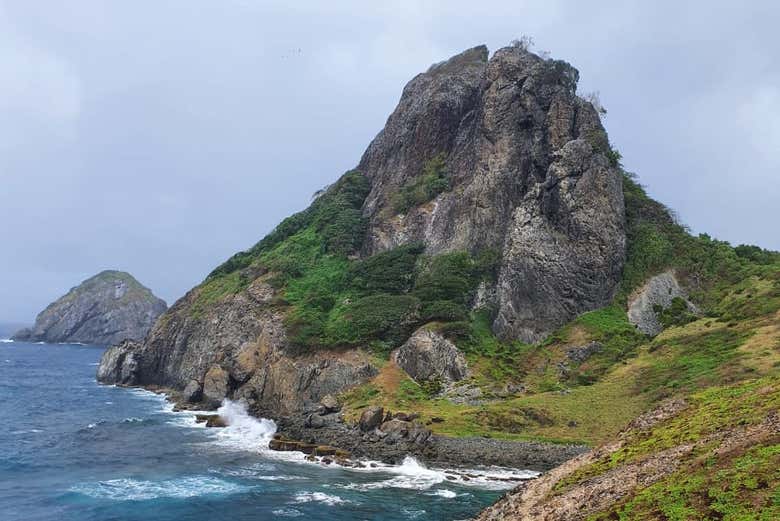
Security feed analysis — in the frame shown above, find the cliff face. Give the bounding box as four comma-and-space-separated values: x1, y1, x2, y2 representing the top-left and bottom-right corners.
97, 45, 625, 415
359, 45, 624, 342
14, 270, 166, 346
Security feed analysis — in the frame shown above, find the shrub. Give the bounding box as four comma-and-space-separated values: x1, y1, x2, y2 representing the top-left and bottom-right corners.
348, 243, 424, 294
414, 251, 476, 304
392, 154, 450, 214
655, 297, 697, 329
324, 294, 421, 347
420, 300, 468, 322
311, 170, 370, 256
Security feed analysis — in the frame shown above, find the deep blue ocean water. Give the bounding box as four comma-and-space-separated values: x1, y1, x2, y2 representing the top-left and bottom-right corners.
0, 340, 536, 521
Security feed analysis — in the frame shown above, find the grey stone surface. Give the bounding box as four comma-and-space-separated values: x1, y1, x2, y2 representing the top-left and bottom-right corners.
96, 339, 142, 385
182, 379, 203, 403
359, 406, 384, 432
357, 45, 625, 343
13, 270, 166, 346
202, 365, 229, 407
627, 270, 696, 335
395, 327, 468, 383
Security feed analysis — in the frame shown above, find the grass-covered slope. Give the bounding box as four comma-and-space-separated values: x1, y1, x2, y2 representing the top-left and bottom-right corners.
336, 170, 778, 445
188, 161, 499, 351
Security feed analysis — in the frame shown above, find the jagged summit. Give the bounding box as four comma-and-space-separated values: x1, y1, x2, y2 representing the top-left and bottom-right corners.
360, 43, 624, 342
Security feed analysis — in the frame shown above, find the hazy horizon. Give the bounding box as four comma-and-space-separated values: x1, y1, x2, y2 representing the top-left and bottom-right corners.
2, 1, 778, 323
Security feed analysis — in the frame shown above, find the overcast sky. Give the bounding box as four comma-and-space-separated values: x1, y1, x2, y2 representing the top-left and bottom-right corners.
1, 1, 778, 324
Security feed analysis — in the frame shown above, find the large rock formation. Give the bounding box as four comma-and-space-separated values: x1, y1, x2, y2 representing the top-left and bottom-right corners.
359, 45, 625, 342
97, 44, 625, 416
13, 271, 166, 345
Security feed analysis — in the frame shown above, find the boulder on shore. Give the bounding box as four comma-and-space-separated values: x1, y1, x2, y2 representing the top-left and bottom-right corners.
359, 406, 384, 432
395, 328, 469, 384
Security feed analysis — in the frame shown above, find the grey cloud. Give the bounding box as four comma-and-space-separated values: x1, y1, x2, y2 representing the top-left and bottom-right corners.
1, 0, 778, 323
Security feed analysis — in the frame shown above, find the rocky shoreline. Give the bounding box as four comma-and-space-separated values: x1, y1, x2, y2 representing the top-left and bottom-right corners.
141, 384, 586, 472
270, 406, 586, 472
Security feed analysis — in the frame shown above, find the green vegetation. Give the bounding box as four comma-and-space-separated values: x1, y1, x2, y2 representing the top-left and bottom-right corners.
575, 377, 780, 520
190, 167, 502, 351
655, 296, 697, 329
206, 169, 370, 282
620, 171, 778, 308
392, 153, 450, 213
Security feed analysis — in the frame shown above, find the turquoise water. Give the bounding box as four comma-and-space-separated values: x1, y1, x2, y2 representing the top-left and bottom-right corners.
0, 341, 534, 520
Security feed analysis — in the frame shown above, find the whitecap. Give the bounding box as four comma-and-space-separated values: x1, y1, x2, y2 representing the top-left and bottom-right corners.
341, 457, 446, 491
272, 507, 304, 517
427, 489, 457, 498
292, 491, 348, 506
0, 338, 13, 343
70, 476, 248, 501
338, 457, 537, 491
121, 417, 144, 423
89, 362, 100, 366
10, 428, 44, 435
401, 508, 427, 519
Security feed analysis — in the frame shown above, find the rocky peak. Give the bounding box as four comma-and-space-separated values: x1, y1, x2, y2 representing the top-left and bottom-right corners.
359, 44, 625, 342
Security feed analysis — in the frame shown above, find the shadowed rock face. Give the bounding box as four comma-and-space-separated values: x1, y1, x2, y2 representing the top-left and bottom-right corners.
97, 44, 625, 414
13, 271, 166, 346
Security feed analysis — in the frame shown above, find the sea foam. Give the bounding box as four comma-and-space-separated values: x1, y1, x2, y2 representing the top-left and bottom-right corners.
70, 476, 249, 501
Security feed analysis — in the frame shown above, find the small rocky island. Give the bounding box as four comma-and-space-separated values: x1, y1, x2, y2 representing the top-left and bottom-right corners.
13, 270, 166, 346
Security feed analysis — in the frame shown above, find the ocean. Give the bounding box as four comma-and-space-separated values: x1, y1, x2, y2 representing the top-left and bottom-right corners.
0, 340, 536, 520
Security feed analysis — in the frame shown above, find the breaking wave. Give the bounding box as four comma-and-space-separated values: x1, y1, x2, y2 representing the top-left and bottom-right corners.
292, 491, 348, 506
209, 399, 278, 451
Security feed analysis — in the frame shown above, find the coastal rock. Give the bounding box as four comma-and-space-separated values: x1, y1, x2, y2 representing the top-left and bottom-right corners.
13, 270, 166, 346
182, 379, 203, 403
96, 276, 378, 414
319, 394, 340, 414
95, 340, 141, 385
202, 366, 229, 407
627, 270, 696, 335
395, 328, 468, 383
194, 414, 227, 428
359, 406, 384, 432
566, 341, 603, 364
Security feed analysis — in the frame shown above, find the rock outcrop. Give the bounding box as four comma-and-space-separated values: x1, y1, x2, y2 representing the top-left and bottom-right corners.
14, 271, 166, 345
627, 270, 696, 335
359, 45, 625, 342
395, 327, 468, 383
98, 275, 378, 413
97, 44, 625, 417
